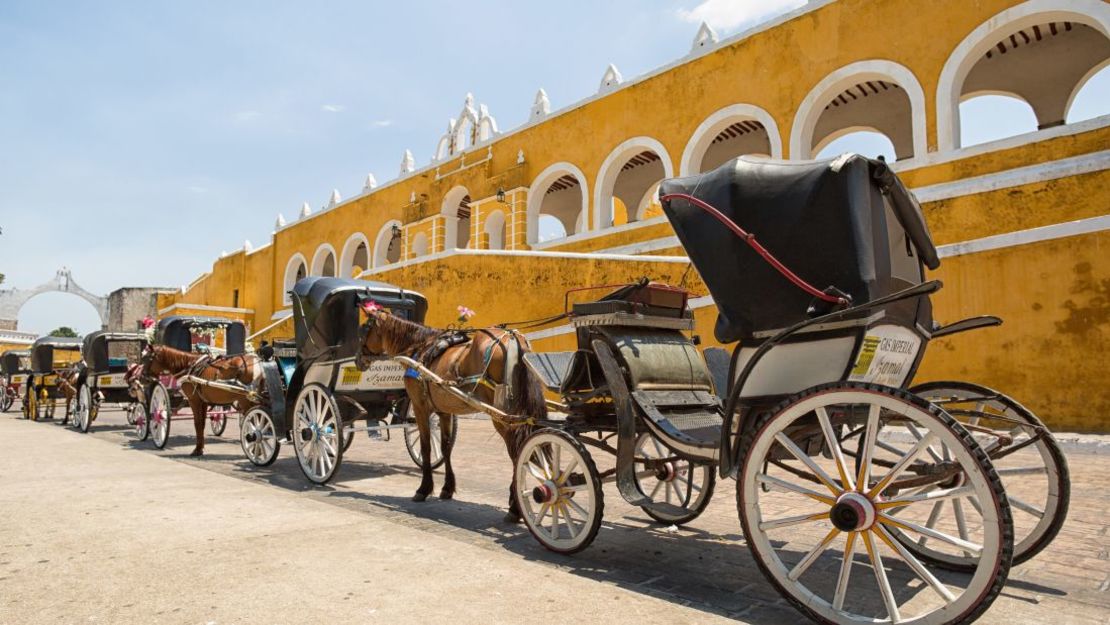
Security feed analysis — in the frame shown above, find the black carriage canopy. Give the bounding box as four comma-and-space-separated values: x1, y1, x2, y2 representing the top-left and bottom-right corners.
30, 336, 83, 373
155, 315, 246, 355
82, 331, 147, 374
660, 154, 939, 343
291, 276, 428, 361
2, 350, 31, 375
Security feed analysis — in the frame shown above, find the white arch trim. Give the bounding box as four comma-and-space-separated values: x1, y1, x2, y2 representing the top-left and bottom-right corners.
483, 209, 507, 250
592, 136, 675, 231
812, 125, 897, 157
310, 243, 338, 277
526, 161, 589, 245
936, 0, 1110, 152
282, 253, 308, 304
338, 232, 370, 278
679, 103, 782, 175
372, 220, 402, 269
790, 59, 928, 161
1066, 57, 1110, 121
440, 185, 470, 250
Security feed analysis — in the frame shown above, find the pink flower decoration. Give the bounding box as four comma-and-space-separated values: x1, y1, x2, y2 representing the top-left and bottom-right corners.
457, 305, 476, 322
141, 315, 155, 329
362, 300, 383, 314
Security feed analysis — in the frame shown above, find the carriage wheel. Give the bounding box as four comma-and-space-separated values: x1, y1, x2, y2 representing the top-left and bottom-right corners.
514, 428, 604, 554
149, 384, 172, 450
342, 428, 355, 453
737, 382, 1012, 625
908, 381, 1069, 568
239, 406, 281, 467
125, 401, 138, 426
209, 409, 228, 437
131, 403, 149, 441
34, 389, 46, 421
292, 384, 344, 484
634, 432, 715, 525
89, 395, 100, 425
74, 384, 92, 433
403, 408, 458, 470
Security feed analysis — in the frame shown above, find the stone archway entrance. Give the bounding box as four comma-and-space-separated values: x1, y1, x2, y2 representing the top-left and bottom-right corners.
0, 268, 108, 330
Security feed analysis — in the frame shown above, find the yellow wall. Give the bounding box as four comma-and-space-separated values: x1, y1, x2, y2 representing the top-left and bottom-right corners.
156, 0, 1110, 430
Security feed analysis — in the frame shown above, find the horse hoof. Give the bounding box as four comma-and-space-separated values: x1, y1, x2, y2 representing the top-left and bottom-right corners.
439, 490, 454, 501
412, 492, 428, 502
189, 448, 204, 457
502, 512, 523, 524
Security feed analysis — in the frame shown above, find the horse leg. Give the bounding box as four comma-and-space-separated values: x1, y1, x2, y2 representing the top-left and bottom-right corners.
493, 421, 524, 523
189, 395, 206, 457
411, 398, 435, 502
438, 413, 456, 500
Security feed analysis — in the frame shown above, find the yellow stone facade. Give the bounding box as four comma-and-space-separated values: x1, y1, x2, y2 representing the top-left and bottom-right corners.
158, 0, 1110, 431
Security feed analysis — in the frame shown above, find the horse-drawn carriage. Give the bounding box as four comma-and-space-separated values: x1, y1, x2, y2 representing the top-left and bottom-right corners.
136, 315, 245, 447
72, 331, 147, 433
240, 277, 447, 484
384, 155, 1067, 625
25, 336, 82, 421
1, 350, 31, 413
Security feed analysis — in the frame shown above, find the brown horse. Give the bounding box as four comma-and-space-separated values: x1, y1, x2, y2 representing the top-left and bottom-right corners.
139, 345, 262, 456
55, 368, 79, 423
356, 309, 547, 522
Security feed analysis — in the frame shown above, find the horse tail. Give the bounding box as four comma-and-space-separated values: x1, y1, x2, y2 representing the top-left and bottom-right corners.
507, 336, 547, 425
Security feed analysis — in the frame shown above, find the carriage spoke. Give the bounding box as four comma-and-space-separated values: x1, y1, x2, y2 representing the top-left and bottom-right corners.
565, 496, 588, 522
833, 532, 857, 611
816, 407, 854, 491
556, 458, 578, 486
526, 461, 547, 483
966, 495, 984, 516
1009, 494, 1046, 519
857, 404, 881, 491
788, 527, 840, 581
560, 502, 581, 538
862, 531, 901, 623
905, 422, 943, 464
551, 501, 561, 536
880, 512, 982, 555
773, 432, 841, 494
873, 525, 956, 604
879, 485, 975, 509
758, 511, 830, 531
650, 478, 665, 501
756, 473, 836, 505
867, 432, 938, 498
995, 466, 1047, 476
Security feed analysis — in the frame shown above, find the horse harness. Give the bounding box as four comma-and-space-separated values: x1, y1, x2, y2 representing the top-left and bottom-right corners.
410, 328, 526, 418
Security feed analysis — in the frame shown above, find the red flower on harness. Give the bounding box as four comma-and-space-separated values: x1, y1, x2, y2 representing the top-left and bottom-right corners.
362, 300, 384, 314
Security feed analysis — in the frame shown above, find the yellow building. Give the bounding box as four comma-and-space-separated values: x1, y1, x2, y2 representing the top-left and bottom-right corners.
158, 0, 1110, 431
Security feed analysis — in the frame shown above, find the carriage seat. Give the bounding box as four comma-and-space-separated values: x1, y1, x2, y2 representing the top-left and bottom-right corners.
523, 350, 597, 395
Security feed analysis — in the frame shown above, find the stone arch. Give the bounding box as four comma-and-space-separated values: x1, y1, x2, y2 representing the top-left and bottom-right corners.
310, 243, 337, 277
372, 220, 402, 268
483, 209, 507, 250
283, 254, 308, 305
527, 162, 589, 245
790, 60, 927, 161
441, 185, 472, 250
1067, 58, 1110, 121
593, 137, 674, 231
0, 268, 108, 327
680, 104, 782, 175
339, 233, 370, 278
936, 0, 1110, 151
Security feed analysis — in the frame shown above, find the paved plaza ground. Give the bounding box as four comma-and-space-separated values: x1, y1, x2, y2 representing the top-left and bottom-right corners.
1, 408, 1108, 624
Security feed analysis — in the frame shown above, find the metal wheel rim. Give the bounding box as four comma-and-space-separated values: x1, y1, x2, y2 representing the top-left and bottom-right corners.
914, 385, 1062, 564
634, 432, 711, 522
292, 386, 341, 483
403, 412, 445, 466
515, 431, 599, 552
240, 407, 278, 465
150, 386, 170, 447
75, 385, 91, 431
209, 410, 227, 436
740, 388, 1006, 625
132, 403, 148, 439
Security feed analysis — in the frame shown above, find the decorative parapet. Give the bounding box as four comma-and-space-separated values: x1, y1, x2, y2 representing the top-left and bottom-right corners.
690, 21, 718, 54
530, 89, 551, 121
598, 64, 623, 94
363, 174, 378, 191
400, 149, 415, 174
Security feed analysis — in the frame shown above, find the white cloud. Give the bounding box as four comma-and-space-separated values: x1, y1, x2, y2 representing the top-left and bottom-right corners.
677, 0, 806, 33
321, 104, 345, 113
369, 119, 394, 128
234, 110, 260, 122
187, 185, 207, 194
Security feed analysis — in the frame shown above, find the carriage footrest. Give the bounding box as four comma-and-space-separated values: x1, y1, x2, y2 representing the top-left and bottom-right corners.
631, 389, 722, 449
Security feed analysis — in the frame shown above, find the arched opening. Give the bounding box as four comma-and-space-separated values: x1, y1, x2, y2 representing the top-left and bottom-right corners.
339, 233, 371, 278
311, 244, 337, 277
527, 162, 588, 245
814, 129, 899, 161
283, 254, 308, 305
483, 210, 507, 250
1067, 62, 1110, 123
594, 138, 674, 231
937, 1, 1110, 151
16, 292, 102, 336
680, 104, 781, 175
440, 186, 472, 250
410, 232, 429, 258
372, 221, 402, 268
959, 94, 1039, 147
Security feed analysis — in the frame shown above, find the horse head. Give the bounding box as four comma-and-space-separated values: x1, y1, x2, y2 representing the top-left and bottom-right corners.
355, 307, 390, 371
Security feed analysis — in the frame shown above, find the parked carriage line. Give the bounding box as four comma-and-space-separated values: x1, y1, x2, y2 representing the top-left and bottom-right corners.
0, 155, 1071, 625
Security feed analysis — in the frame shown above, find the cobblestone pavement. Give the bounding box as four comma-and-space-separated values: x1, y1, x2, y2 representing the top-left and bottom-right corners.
8, 407, 1110, 624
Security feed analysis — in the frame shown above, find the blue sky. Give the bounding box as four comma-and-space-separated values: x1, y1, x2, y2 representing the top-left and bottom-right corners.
1, 0, 1106, 336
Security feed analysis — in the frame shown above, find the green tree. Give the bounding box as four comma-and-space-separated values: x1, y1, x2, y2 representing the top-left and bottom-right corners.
0, 272, 5, 285
48, 326, 79, 338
